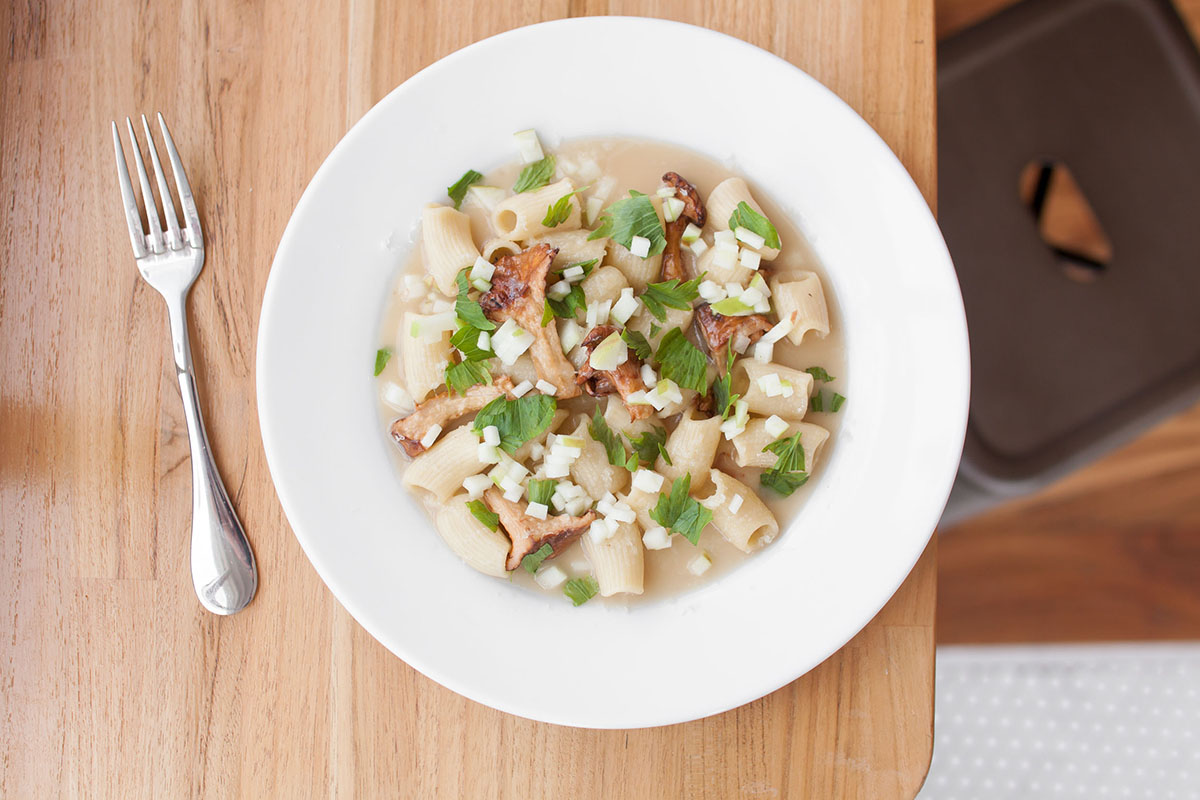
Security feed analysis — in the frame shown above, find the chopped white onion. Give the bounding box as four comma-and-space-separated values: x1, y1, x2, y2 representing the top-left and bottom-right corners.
588, 518, 617, 543
535, 379, 558, 396
610, 287, 640, 325
462, 474, 492, 499
585, 299, 611, 327
642, 526, 672, 550
640, 363, 658, 388
656, 186, 677, 198
712, 247, 737, 270
698, 280, 727, 303
629, 235, 651, 258
547, 279, 572, 300
585, 196, 604, 226
526, 501, 549, 520
728, 494, 745, 514
491, 319, 534, 365
564, 497, 591, 516
477, 443, 502, 464
681, 222, 703, 245
588, 331, 628, 371
734, 226, 766, 249
419, 424, 442, 449
764, 415, 789, 438
534, 565, 567, 589
632, 469, 665, 493
558, 319, 584, 354
714, 229, 737, 249
563, 266, 585, 283
753, 340, 774, 364
687, 238, 709, 257
758, 373, 785, 397
626, 389, 652, 406
482, 425, 501, 447
503, 483, 525, 503
760, 315, 794, 345
511, 379, 533, 398
663, 196, 685, 223
381, 382, 415, 415
687, 552, 713, 576
470, 256, 495, 281
739, 248, 762, 271
512, 128, 544, 163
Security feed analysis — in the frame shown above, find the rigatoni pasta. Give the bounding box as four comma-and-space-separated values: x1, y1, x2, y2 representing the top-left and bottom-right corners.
771, 273, 830, 343
403, 426, 485, 501
398, 311, 452, 402
437, 495, 512, 577
733, 359, 814, 420
422, 205, 481, 295
581, 520, 644, 596
699, 470, 779, 552
493, 178, 580, 239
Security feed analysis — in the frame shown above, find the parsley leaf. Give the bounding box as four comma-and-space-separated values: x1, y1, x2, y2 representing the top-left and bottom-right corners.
655, 327, 708, 393
649, 474, 713, 545
472, 395, 556, 453
563, 575, 600, 606
810, 391, 824, 413
621, 329, 652, 361
455, 269, 495, 331
541, 301, 554, 328
374, 347, 392, 376
553, 258, 598, 276
591, 191, 666, 255
513, 155, 556, 193
805, 366, 836, 382
542, 189, 578, 228
711, 347, 740, 420
444, 359, 490, 395
521, 542, 553, 575
450, 324, 491, 361
760, 470, 810, 495
626, 426, 671, 467
588, 407, 637, 472
527, 479, 556, 507
547, 283, 587, 321
650, 323, 661, 338
641, 275, 702, 321
447, 169, 482, 209
759, 432, 810, 497
467, 499, 499, 531
831, 392, 846, 412
728, 201, 781, 250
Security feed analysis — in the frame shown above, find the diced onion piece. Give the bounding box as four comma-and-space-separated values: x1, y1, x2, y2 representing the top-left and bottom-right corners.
764, 415, 789, 438
592, 176, 617, 202
734, 399, 749, 425
728, 494, 744, 514
642, 526, 672, 550
640, 363, 658, 388
577, 157, 601, 183
482, 425, 501, 446
544, 460, 571, 479
411, 310, 458, 341
535, 565, 568, 589
563, 265, 586, 282
688, 238, 709, 257
588, 518, 617, 543
503, 483, 525, 503
749, 273, 770, 295
467, 185, 507, 210
470, 256, 495, 282
462, 474, 492, 499
714, 229, 737, 249
712, 246, 737, 270
739, 248, 762, 271
663, 196, 685, 223
710, 296, 755, 316
558, 319, 584, 354
740, 286, 765, 306
656, 186, 677, 198
760, 315, 794, 345
681, 222, 703, 245
564, 497, 590, 516
513, 129, 544, 163
687, 552, 713, 576
585, 299, 611, 327
626, 389, 652, 406
471, 278, 491, 292
530, 442, 546, 461
758, 373, 784, 396
473, 331, 491, 353
629, 235, 651, 258
753, 340, 774, 363
648, 378, 683, 411
731, 332, 751, 354
734, 226, 766, 249
588, 331, 628, 372
403, 274, 428, 299
780, 379, 795, 398
547, 279, 572, 300
559, 436, 586, 450
698, 280, 727, 303
511, 379, 533, 398
491, 319, 534, 365
610, 287, 640, 325
606, 502, 636, 524
585, 196, 604, 226
477, 443, 502, 464
420, 424, 443, 449
535, 379, 558, 396
381, 382, 415, 415
526, 501, 549, 520
431, 298, 455, 314
719, 417, 745, 440
632, 469, 665, 493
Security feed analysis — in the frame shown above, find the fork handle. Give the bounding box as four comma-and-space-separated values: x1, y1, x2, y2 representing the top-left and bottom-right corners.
166, 296, 258, 615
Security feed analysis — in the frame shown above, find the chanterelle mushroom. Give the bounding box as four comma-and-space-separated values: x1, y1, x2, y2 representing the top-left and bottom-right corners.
660, 171, 707, 282
480, 243, 580, 398
484, 486, 597, 571
694, 303, 772, 363
390, 377, 513, 457
575, 325, 653, 420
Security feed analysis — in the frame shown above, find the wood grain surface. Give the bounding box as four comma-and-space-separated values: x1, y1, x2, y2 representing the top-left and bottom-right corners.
0, 1, 938, 797
935, 0, 1200, 645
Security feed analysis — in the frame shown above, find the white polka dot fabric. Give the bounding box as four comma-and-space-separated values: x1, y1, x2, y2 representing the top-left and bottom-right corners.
919, 644, 1200, 800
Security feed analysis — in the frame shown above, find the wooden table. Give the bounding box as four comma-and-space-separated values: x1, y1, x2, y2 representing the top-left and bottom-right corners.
0, 2, 937, 797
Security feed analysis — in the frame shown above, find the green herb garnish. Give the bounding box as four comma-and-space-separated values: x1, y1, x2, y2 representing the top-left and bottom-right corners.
467, 499, 499, 531
805, 366, 836, 382
655, 327, 708, 393
547, 283, 587, 321
728, 201, 781, 250
810, 391, 824, 413
527, 479, 556, 507
759, 432, 809, 497
521, 542, 553, 575
472, 395, 557, 453
563, 575, 600, 606
444, 359, 490, 395
831, 392, 846, 412
649, 323, 661, 338
513, 155, 556, 193
649, 474, 713, 545
587, 191, 666, 255
626, 426, 671, 467
374, 347, 392, 376
640, 275, 702, 322
554, 258, 598, 276
455, 269, 496, 331
588, 407, 638, 472
450, 324, 491, 361
711, 347, 739, 420
621, 329, 652, 361
542, 190, 578, 228
447, 169, 482, 209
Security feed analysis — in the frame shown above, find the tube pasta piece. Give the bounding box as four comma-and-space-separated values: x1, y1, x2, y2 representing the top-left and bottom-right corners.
480, 244, 579, 397
483, 486, 596, 571
494, 352, 538, 386
623, 487, 659, 533
603, 394, 653, 440
581, 519, 644, 596
698, 469, 779, 552
731, 419, 830, 472
398, 311, 452, 403
659, 172, 707, 282
511, 409, 568, 462
656, 410, 722, 491
576, 325, 652, 420
530, 229, 608, 269
492, 178, 581, 240
705, 177, 781, 260
481, 237, 522, 263
403, 426, 485, 501
422, 205, 482, 295
694, 303, 772, 362
694, 240, 755, 285
580, 265, 629, 314
770, 273, 830, 344
567, 419, 630, 499
603, 195, 664, 291
390, 377, 514, 457
437, 495, 512, 577
732, 359, 814, 420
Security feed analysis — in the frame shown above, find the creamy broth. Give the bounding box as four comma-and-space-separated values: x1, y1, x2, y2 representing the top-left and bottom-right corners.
376, 137, 846, 605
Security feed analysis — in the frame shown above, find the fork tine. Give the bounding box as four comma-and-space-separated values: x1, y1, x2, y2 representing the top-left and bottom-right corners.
156, 113, 203, 250
141, 114, 183, 250
126, 117, 165, 254
111, 122, 149, 259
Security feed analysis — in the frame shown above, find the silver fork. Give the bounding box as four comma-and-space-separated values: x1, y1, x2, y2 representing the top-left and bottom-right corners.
111, 113, 258, 615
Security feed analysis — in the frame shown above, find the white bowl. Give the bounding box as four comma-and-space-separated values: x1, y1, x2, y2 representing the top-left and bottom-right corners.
257, 17, 969, 729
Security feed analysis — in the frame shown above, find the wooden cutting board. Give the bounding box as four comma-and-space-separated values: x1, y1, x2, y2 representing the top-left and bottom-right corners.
0, 1, 936, 797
